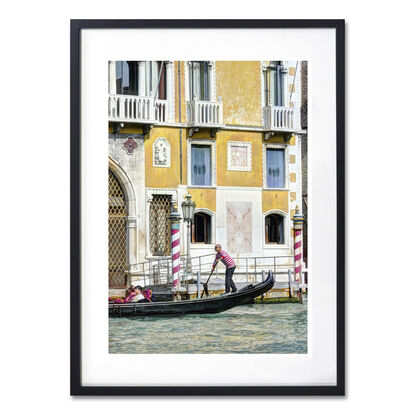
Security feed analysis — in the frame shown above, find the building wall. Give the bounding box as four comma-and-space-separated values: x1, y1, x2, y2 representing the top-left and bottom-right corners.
108, 60, 305, 276
145, 127, 182, 188
107, 127, 146, 271
216, 61, 262, 126
216, 130, 262, 187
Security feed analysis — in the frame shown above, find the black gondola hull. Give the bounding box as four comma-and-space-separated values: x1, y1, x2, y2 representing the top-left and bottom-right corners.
109, 272, 274, 318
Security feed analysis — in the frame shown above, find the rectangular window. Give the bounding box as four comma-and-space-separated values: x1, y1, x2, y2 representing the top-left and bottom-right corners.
145, 61, 166, 98
189, 61, 211, 101
191, 145, 211, 186
192, 213, 211, 243
157, 61, 166, 100
116, 61, 138, 95
266, 61, 286, 107
265, 214, 284, 244
266, 148, 285, 188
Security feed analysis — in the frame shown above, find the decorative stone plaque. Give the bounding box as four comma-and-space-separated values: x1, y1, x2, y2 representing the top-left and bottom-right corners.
227, 141, 252, 171
153, 137, 171, 168
122, 137, 138, 155
226, 202, 252, 253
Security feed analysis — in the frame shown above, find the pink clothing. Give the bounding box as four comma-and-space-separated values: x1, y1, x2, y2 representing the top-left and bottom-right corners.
109, 292, 142, 303
142, 289, 153, 302
213, 250, 236, 269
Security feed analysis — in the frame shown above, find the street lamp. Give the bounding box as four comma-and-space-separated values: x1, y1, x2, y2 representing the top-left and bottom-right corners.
181, 194, 196, 279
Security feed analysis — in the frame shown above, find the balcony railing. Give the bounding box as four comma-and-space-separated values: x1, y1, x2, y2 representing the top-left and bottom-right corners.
186, 100, 223, 127
108, 94, 167, 124
263, 106, 301, 132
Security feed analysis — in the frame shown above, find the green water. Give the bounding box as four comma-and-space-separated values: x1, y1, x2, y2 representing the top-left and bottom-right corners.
109, 298, 307, 354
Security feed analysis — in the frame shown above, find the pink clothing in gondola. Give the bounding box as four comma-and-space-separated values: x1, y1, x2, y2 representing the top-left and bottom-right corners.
110, 293, 144, 303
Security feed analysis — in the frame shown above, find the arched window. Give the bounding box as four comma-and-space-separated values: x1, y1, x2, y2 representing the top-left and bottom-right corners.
192, 212, 212, 243
265, 213, 285, 244
108, 169, 127, 288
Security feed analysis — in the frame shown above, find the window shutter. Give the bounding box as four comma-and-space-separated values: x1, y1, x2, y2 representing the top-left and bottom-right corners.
278, 216, 284, 244
157, 61, 166, 100
276, 65, 283, 106
203, 215, 208, 243
151, 61, 158, 96
265, 216, 270, 243
202, 62, 210, 101
145, 61, 151, 96
191, 221, 195, 243
269, 66, 275, 106
193, 62, 201, 100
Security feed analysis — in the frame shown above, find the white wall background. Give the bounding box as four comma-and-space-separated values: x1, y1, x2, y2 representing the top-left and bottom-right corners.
1, 0, 414, 413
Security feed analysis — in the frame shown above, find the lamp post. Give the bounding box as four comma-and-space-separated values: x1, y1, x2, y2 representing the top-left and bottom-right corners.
181, 194, 196, 281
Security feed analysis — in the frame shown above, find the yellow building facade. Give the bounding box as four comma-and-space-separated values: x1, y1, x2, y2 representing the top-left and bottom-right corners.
108, 60, 305, 288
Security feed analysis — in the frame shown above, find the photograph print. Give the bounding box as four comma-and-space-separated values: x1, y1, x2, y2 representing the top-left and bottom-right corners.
107, 60, 308, 354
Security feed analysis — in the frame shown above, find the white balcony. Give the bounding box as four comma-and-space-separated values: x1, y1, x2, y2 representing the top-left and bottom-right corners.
108, 94, 167, 124
186, 100, 223, 128
263, 106, 301, 132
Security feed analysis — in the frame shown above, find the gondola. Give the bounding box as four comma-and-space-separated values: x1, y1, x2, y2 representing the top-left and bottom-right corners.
109, 271, 274, 318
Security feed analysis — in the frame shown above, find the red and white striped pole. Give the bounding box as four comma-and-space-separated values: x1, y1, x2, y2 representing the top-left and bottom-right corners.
169, 208, 181, 294
292, 205, 305, 283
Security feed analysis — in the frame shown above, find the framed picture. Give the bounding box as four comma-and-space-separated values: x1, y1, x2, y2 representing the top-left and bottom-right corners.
71, 19, 345, 395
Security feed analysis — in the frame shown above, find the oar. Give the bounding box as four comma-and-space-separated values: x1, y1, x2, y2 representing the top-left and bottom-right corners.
201, 264, 216, 298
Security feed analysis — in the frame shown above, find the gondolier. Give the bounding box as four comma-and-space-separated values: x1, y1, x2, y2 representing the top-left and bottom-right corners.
212, 244, 237, 294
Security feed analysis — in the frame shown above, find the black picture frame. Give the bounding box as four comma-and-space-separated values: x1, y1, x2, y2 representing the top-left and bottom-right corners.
70, 19, 345, 396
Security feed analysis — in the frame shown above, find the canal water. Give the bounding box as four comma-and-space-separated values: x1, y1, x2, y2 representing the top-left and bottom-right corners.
109, 298, 307, 354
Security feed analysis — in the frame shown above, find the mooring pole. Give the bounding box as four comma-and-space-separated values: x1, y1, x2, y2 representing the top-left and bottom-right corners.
292, 205, 305, 302
197, 271, 201, 298
169, 205, 182, 301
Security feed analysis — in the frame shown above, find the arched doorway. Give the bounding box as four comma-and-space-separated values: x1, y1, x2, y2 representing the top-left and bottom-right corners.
108, 168, 127, 288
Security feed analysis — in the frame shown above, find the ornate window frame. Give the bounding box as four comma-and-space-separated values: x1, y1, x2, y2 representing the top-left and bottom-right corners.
190, 208, 216, 247
262, 209, 289, 249
184, 61, 216, 103
187, 139, 217, 188
152, 137, 171, 168
145, 188, 178, 258
262, 142, 289, 190
227, 141, 252, 172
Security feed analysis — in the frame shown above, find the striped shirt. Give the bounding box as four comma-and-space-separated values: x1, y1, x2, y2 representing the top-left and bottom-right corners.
213, 250, 236, 269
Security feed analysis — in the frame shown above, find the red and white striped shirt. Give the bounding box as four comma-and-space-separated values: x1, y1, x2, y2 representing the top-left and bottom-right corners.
213, 250, 236, 269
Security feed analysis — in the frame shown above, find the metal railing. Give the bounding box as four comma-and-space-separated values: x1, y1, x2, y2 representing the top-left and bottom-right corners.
130, 253, 298, 287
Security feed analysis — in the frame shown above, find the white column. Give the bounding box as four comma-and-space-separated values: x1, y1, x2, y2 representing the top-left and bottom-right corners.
166, 61, 175, 122
208, 61, 214, 101
270, 66, 276, 106
138, 61, 146, 96
151, 61, 158, 97
108, 61, 116, 94
281, 65, 288, 107
260, 62, 267, 109
193, 62, 200, 100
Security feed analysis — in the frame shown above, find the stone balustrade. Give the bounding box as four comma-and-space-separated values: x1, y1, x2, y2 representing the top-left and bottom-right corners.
263, 106, 301, 131
108, 94, 167, 123
186, 100, 223, 127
